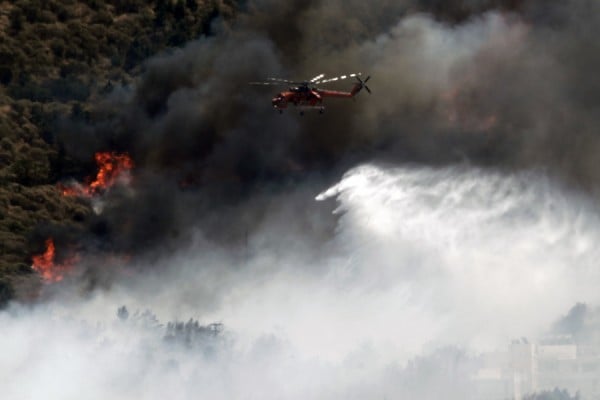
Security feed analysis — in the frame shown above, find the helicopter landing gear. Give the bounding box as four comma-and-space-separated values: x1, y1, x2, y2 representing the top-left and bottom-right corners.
299, 111, 305, 116
319, 108, 324, 114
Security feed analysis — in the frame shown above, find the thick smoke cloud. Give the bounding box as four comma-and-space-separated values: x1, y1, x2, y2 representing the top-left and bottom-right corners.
62, 0, 600, 209
65, 0, 600, 173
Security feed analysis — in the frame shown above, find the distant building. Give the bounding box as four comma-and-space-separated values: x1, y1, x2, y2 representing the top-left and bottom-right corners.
471, 336, 600, 399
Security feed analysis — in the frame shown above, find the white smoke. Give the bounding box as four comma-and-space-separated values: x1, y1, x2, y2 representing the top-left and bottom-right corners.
3, 163, 600, 399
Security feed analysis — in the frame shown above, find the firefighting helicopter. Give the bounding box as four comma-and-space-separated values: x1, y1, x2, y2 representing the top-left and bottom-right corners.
250, 72, 371, 115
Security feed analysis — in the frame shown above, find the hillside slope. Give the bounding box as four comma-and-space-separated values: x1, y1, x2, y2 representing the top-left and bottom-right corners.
0, 0, 236, 306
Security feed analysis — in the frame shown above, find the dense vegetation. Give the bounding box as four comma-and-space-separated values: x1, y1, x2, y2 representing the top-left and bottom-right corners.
0, 0, 236, 306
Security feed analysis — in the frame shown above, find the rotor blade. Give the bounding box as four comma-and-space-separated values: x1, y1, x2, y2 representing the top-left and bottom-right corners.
266, 77, 300, 84
365, 85, 372, 94
249, 81, 288, 86
316, 72, 361, 84
364, 76, 371, 83
316, 77, 338, 84
310, 73, 325, 82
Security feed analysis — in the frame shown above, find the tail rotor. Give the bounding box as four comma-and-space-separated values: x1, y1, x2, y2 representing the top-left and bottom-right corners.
351, 75, 371, 96
356, 76, 371, 94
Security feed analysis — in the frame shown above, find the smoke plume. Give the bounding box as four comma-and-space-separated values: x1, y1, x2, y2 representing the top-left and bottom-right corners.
8, 0, 600, 398
54, 0, 600, 264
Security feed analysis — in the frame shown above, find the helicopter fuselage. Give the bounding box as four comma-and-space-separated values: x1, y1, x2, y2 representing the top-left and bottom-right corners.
272, 87, 321, 110
271, 83, 362, 112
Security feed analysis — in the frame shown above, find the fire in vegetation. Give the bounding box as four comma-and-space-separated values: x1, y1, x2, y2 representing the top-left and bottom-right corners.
61, 152, 134, 197
31, 238, 78, 283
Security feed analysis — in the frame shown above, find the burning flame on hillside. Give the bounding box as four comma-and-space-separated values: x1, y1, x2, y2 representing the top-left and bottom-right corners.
61, 152, 134, 197
31, 238, 79, 283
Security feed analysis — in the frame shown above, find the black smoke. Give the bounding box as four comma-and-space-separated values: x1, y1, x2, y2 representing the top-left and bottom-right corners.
55, 0, 600, 280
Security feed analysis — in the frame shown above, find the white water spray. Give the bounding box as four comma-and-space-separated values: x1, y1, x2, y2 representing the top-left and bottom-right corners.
3, 163, 600, 399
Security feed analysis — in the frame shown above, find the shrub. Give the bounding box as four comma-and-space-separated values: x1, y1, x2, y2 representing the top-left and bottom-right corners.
10, 153, 51, 185
0, 137, 14, 152
115, 0, 144, 14
21, 0, 44, 23
85, 0, 104, 11
124, 37, 152, 70
91, 10, 113, 25
55, 5, 70, 22
39, 10, 57, 23
60, 62, 88, 78
47, 78, 91, 101
50, 38, 66, 58
8, 82, 52, 102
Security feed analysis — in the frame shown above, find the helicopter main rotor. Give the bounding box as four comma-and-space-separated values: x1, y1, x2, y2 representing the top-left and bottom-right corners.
250, 72, 364, 89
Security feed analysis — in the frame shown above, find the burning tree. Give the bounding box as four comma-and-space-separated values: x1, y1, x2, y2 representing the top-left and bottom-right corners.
61, 151, 134, 197
31, 238, 78, 283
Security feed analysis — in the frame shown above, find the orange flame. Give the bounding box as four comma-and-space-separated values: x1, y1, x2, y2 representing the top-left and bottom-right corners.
61, 151, 134, 197
87, 152, 134, 195
60, 185, 82, 197
31, 238, 78, 282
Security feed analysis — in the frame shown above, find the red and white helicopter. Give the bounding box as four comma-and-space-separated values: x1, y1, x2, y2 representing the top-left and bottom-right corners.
250, 73, 371, 114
